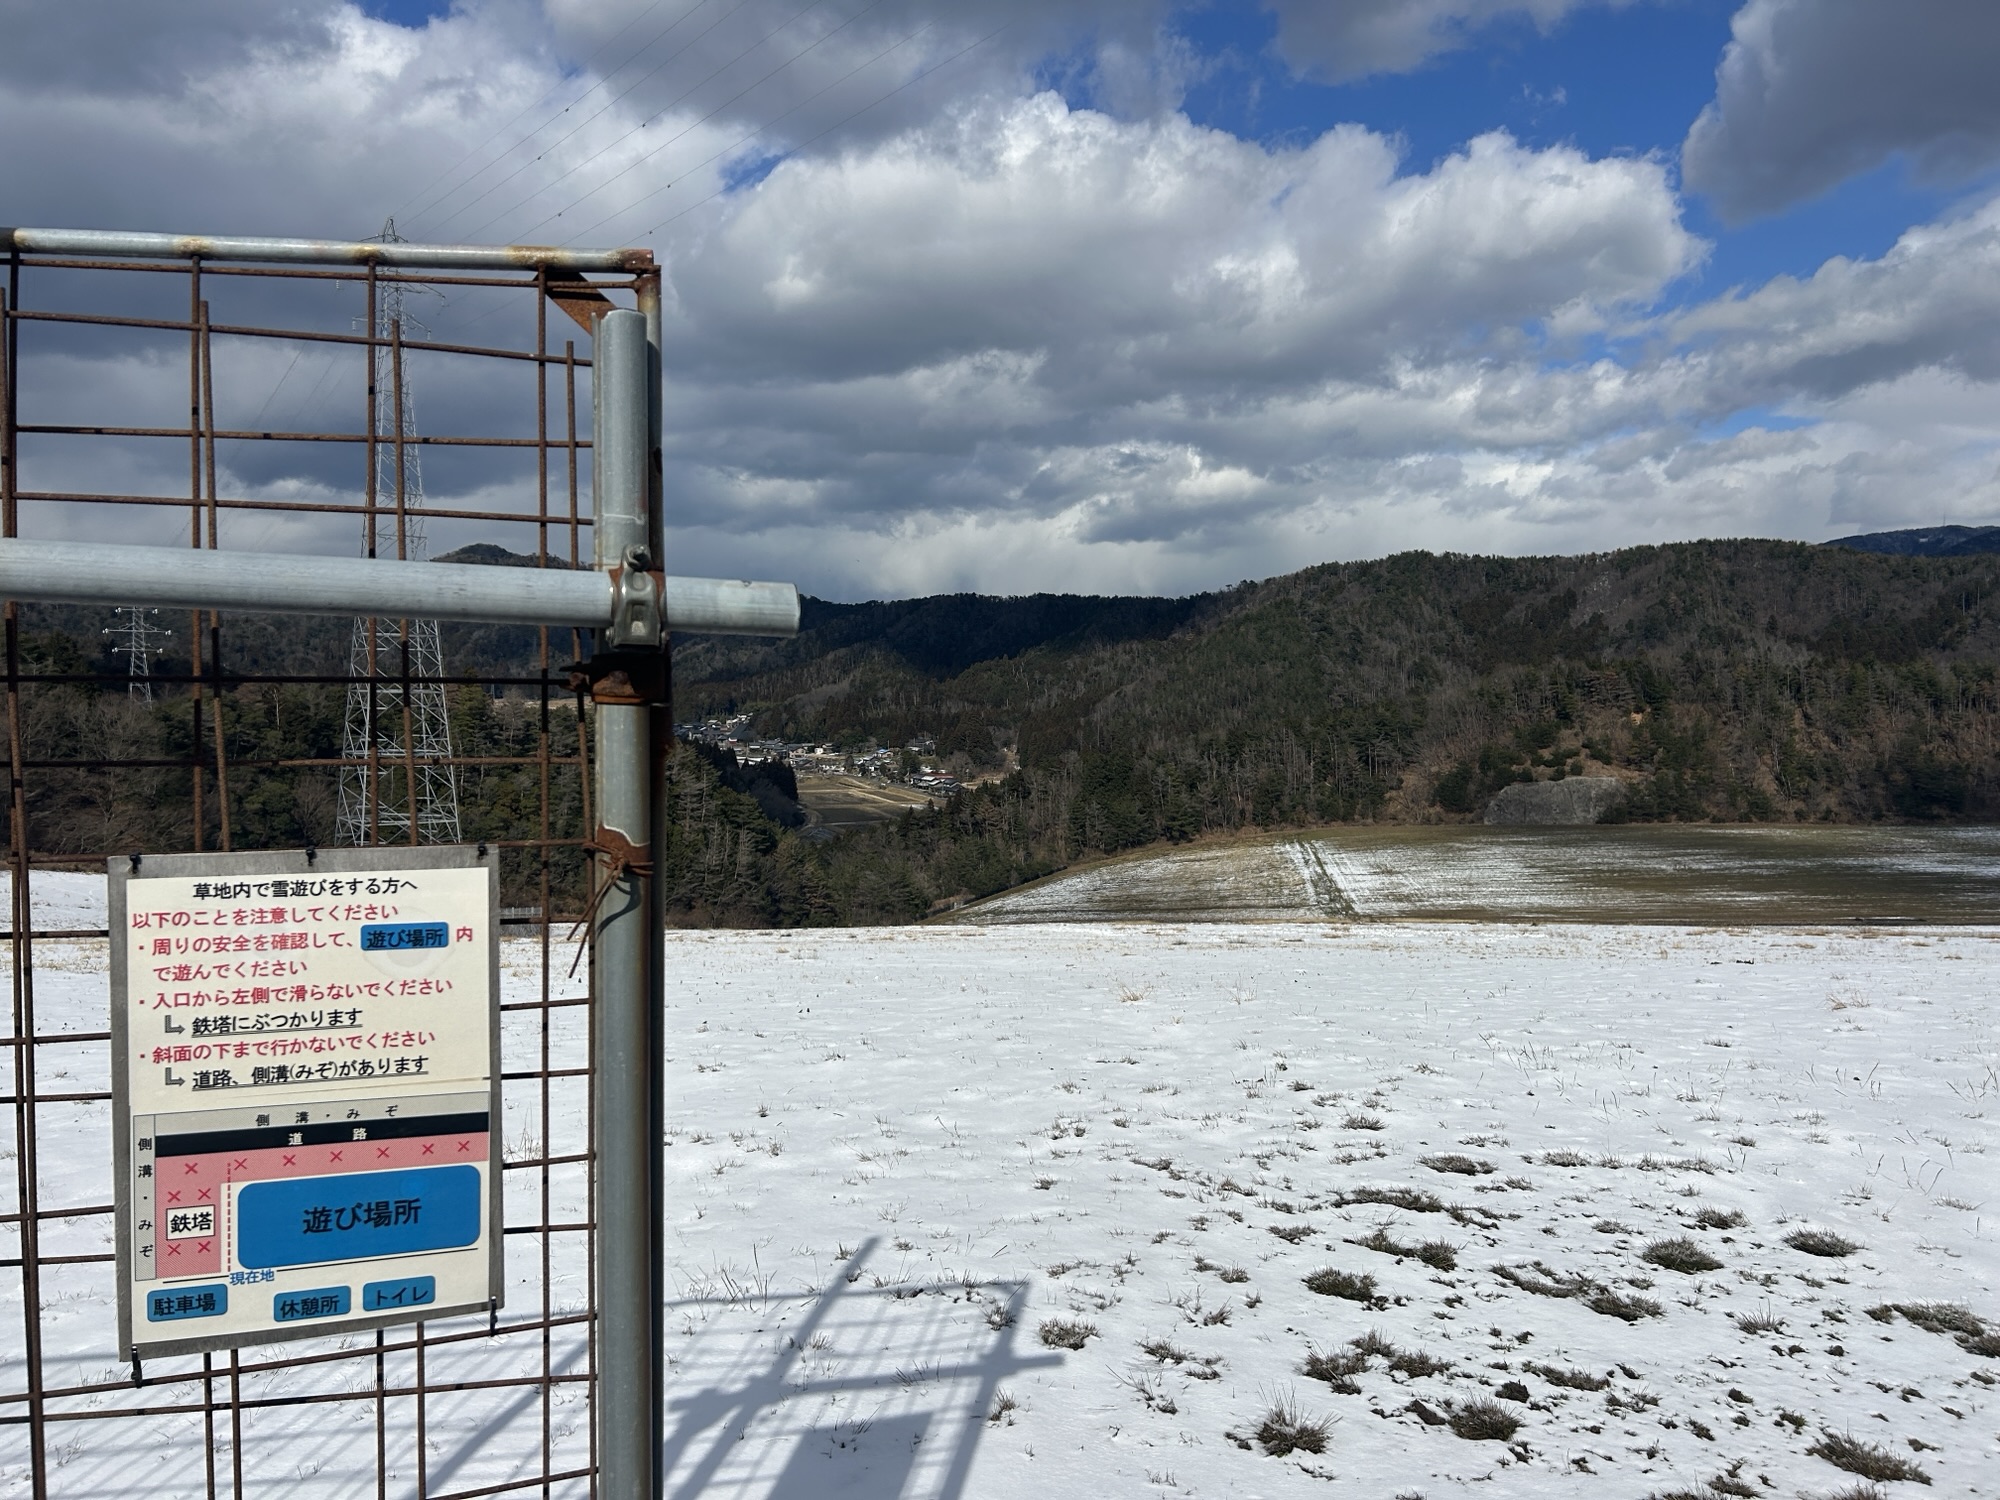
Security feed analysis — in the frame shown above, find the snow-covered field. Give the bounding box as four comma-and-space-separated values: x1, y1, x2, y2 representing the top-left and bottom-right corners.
6, 873, 2000, 1497
957, 826, 2000, 926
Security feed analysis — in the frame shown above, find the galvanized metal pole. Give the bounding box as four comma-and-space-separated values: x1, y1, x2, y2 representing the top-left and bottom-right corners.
589, 309, 658, 1500
635, 270, 669, 1468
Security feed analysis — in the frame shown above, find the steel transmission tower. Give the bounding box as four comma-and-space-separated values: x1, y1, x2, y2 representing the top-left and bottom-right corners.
334, 219, 463, 846
103, 607, 171, 703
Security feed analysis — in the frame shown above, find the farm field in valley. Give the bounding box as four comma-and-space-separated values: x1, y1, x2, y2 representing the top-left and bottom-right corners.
952, 825, 2000, 928
796, 774, 940, 831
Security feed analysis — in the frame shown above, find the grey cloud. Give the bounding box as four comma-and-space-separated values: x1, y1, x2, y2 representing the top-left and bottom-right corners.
0, 0, 328, 97
1261, 0, 1632, 82
1683, 0, 2000, 222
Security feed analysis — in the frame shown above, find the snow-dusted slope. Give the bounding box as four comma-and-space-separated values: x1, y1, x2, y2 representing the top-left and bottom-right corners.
957, 826, 2000, 927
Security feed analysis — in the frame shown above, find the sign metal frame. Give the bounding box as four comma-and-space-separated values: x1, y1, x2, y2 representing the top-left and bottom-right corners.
109, 844, 503, 1362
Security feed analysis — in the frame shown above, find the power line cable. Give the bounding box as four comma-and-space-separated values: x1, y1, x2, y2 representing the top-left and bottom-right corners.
624, 20, 1009, 241
426, 0, 820, 240
398, 0, 724, 231
431, 16, 1002, 344
566, 17, 936, 242
393, 0, 686, 224
487, 0, 895, 242
250, 348, 305, 431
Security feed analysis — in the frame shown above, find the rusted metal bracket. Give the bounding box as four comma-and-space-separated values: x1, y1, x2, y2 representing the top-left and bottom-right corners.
566, 652, 666, 707
545, 269, 618, 333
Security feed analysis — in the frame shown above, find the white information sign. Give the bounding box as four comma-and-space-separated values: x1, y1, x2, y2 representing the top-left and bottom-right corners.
110, 846, 501, 1359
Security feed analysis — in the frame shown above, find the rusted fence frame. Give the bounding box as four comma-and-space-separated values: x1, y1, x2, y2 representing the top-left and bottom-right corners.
0, 244, 608, 1499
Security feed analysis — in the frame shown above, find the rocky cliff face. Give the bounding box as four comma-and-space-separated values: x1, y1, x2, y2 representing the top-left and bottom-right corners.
1483, 777, 1627, 825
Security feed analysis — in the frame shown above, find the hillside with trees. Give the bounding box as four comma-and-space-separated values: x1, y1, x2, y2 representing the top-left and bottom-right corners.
10, 538, 1998, 924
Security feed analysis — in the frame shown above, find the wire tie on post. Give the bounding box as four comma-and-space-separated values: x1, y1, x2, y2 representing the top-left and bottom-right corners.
566, 826, 654, 978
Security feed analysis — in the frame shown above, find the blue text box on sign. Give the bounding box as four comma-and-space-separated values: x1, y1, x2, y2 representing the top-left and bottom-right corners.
360, 921, 451, 952
147, 1284, 228, 1322
274, 1285, 351, 1322
237, 1165, 481, 1269
363, 1275, 437, 1312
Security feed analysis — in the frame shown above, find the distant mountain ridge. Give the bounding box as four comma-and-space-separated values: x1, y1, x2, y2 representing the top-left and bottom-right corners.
1827, 525, 2000, 557
13, 536, 2000, 928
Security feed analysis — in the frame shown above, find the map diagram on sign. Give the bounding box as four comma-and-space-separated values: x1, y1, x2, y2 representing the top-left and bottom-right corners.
112, 850, 499, 1358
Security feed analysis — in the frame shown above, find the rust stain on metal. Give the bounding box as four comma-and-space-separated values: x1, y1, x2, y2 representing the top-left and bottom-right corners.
1, 227, 654, 272
544, 269, 619, 333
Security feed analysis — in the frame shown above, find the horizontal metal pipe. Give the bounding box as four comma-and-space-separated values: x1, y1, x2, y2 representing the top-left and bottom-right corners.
0, 540, 798, 637
659, 574, 802, 636
0, 227, 652, 273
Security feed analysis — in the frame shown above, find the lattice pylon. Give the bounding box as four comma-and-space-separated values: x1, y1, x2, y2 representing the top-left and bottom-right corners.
103, 606, 171, 705
334, 218, 462, 847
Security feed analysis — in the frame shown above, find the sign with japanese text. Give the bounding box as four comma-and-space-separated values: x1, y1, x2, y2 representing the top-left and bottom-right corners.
111, 846, 500, 1359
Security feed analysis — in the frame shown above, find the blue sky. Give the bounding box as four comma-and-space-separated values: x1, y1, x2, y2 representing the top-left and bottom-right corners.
1122, 1, 1962, 298
367, 0, 1973, 297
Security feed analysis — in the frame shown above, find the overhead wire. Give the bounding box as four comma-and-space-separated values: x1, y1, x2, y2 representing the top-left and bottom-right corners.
428, 13, 1007, 345
565, 16, 940, 242
392, 0, 690, 227
625, 19, 1011, 241
418, 0, 779, 238
250, 349, 306, 431
483, 0, 896, 243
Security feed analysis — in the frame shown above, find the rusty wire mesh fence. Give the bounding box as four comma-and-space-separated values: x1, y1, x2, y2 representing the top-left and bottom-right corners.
1, 241, 637, 1497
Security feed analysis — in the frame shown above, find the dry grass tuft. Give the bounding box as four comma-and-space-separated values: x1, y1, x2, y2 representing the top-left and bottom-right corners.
1692, 1206, 1747, 1230
1037, 1317, 1097, 1350
1643, 1236, 1724, 1274
1494, 1262, 1588, 1299
1412, 1238, 1459, 1271
1256, 1397, 1330, 1456
1891, 1302, 1984, 1338
1350, 1328, 1398, 1357
1420, 1153, 1493, 1176
1786, 1228, 1861, 1258
1523, 1361, 1608, 1390
1448, 1396, 1521, 1441
1588, 1287, 1664, 1322
1303, 1267, 1379, 1304
1302, 1346, 1367, 1393
1733, 1305, 1786, 1335
1388, 1348, 1452, 1378
1645, 1481, 1758, 1500
1338, 1185, 1445, 1213
1141, 1338, 1221, 1378
1808, 1431, 1931, 1485
1541, 1149, 1592, 1167
1352, 1225, 1459, 1271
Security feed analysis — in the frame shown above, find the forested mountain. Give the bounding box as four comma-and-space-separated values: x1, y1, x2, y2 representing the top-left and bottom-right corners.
1829, 525, 2000, 557
11, 539, 1999, 925
663, 539, 2000, 920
